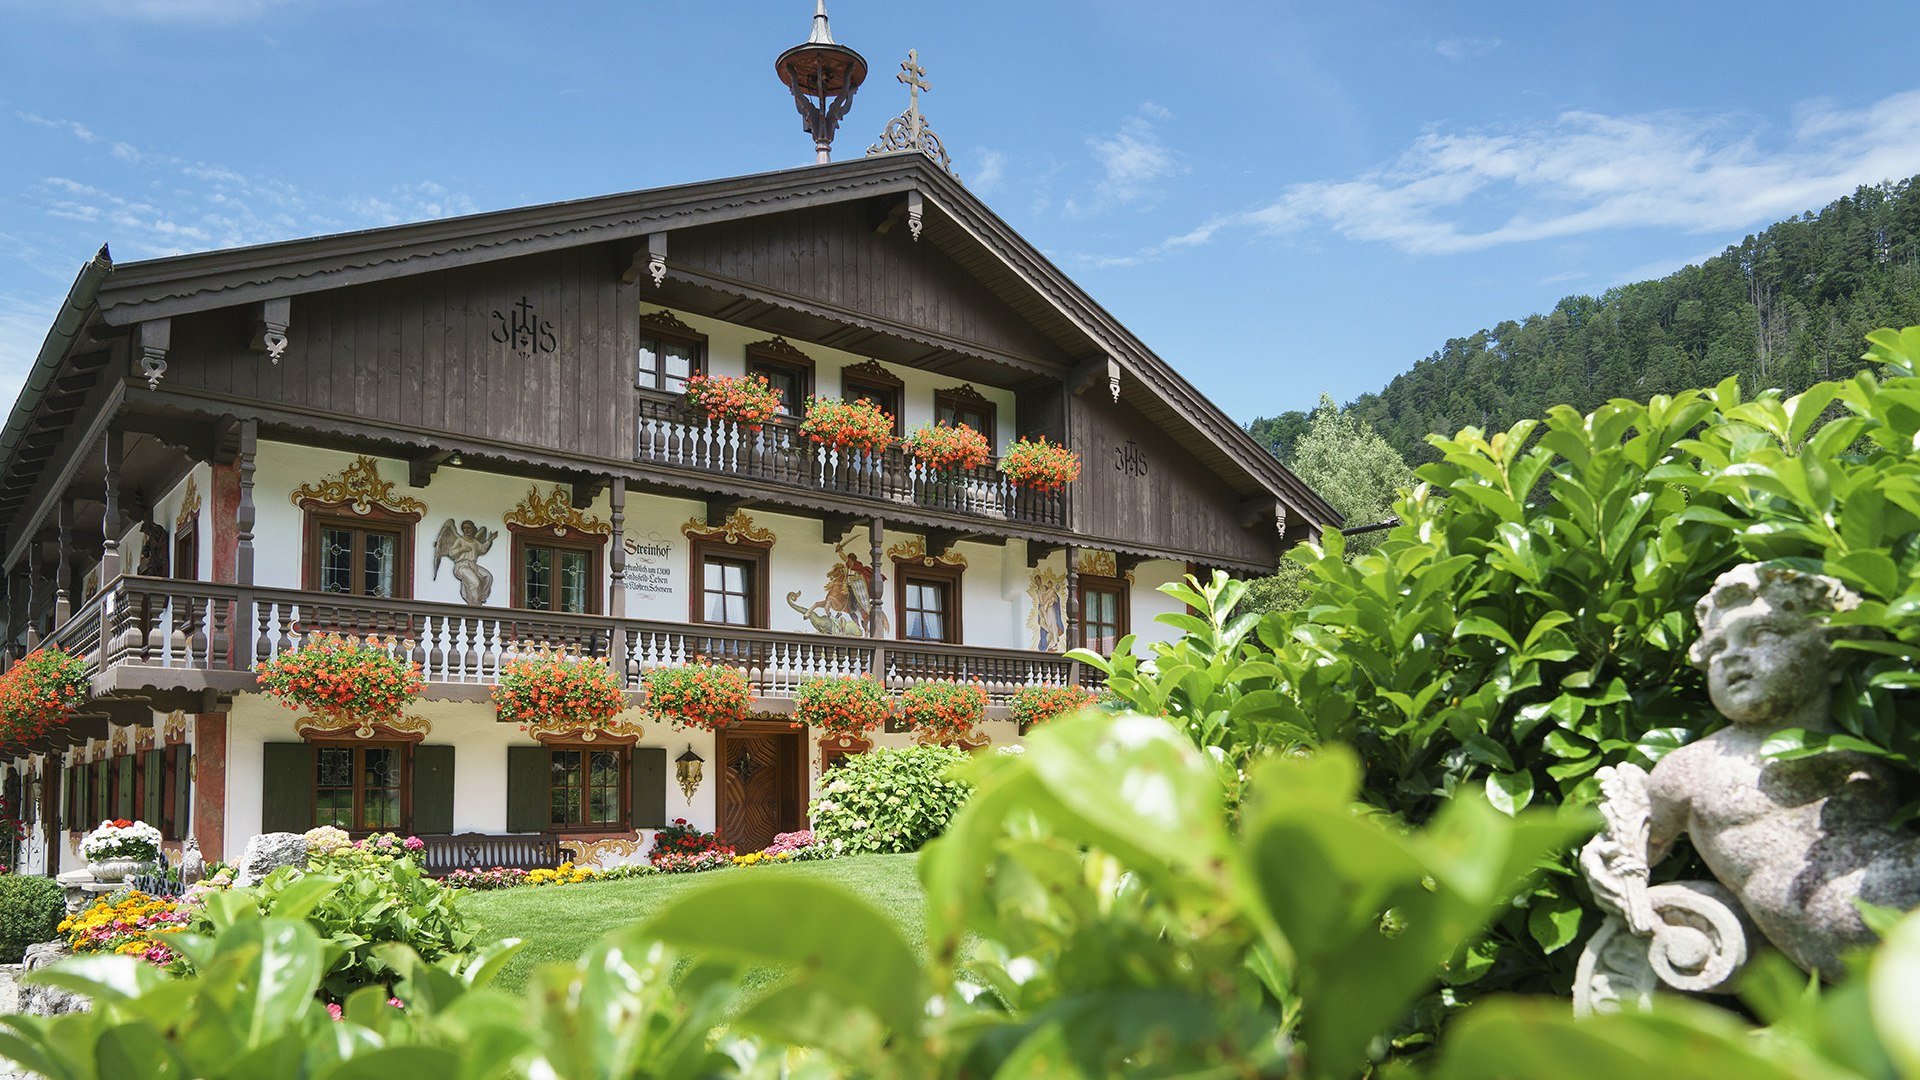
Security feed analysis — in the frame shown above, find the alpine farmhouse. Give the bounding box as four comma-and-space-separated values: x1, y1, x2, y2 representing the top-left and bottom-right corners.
0, 90, 1334, 874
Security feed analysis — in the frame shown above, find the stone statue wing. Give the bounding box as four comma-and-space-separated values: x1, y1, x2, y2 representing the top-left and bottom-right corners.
1580, 763, 1656, 934
430, 519, 458, 580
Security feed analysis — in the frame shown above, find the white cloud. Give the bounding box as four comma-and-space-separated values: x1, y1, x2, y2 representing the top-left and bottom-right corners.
1066, 102, 1186, 215
1178, 88, 1920, 256
1433, 37, 1501, 61
970, 149, 1006, 195
16, 113, 94, 142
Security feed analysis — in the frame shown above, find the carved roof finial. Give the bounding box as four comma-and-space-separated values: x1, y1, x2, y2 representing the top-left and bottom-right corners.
776, 1, 869, 164
867, 48, 957, 178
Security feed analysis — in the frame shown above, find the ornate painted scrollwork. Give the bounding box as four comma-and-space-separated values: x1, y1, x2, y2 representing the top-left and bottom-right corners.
521, 716, 645, 746
294, 713, 432, 743
504, 485, 612, 537
163, 710, 187, 745
682, 511, 776, 546
290, 456, 427, 517
886, 537, 967, 568
175, 476, 201, 531
565, 835, 642, 868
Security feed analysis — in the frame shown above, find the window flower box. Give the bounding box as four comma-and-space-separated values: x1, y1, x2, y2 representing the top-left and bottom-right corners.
683, 373, 782, 430
998, 436, 1082, 491
254, 633, 424, 728
493, 651, 628, 732
898, 680, 988, 745
799, 396, 896, 454
643, 662, 752, 731
905, 421, 991, 472
1008, 684, 1101, 734
792, 675, 890, 740
0, 647, 90, 742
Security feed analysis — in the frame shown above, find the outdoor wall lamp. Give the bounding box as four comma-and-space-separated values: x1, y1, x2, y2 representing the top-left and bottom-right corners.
675, 747, 705, 802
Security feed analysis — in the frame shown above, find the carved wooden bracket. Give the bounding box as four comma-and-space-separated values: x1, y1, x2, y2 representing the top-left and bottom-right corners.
1239, 496, 1278, 529
249, 297, 291, 363
637, 308, 698, 337
1026, 540, 1063, 568
1070, 357, 1121, 402
621, 233, 669, 288
138, 319, 171, 390
907, 189, 924, 242
569, 474, 608, 510
699, 496, 752, 531
821, 513, 859, 544
408, 449, 455, 488
923, 528, 966, 560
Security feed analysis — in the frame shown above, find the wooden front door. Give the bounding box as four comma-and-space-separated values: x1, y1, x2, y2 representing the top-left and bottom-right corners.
715, 725, 806, 853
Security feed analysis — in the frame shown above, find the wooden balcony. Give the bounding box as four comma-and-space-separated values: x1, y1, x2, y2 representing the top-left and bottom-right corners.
635, 398, 1068, 529
45, 576, 1084, 710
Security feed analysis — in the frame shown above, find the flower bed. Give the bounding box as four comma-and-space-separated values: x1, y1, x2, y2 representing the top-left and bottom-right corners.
792, 675, 890, 739
1008, 685, 1101, 732
898, 681, 988, 744
494, 652, 627, 731
255, 633, 424, 727
998, 436, 1082, 491
0, 647, 90, 742
306, 828, 425, 874
643, 663, 751, 730
905, 421, 991, 471
444, 862, 656, 890
799, 396, 896, 454
82, 818, 162, 863
683, 372, 782, 429
60, 891, 189, 966
648, 818, 734, 873
760, 829, 832, 861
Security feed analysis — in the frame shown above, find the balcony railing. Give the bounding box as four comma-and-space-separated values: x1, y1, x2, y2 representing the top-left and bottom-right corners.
635, 398, 1068, 529
61, 576, 1081, 706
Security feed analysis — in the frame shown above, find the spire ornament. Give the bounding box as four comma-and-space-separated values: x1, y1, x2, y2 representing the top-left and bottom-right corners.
775, 2, 869, 164
867, 49, 956, 179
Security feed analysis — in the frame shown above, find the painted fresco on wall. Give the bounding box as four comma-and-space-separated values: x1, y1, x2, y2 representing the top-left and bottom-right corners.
431, 519, 499, 605
1027, 567, 1067, 652
787, 536, 887, 637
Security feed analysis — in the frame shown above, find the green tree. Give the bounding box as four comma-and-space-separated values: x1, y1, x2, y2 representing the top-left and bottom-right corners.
1245, 394, 1412, 613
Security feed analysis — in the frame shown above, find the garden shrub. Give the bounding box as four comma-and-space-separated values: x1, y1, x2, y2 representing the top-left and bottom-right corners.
810, 743, 969, 854
0, 875, 64, 963
648, 818, 734, 872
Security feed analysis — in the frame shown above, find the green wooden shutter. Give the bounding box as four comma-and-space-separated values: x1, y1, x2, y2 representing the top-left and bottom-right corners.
260, 743, 314, 834
142, 750, 162, 827
411, 744, 455, 835
630, 746, 667, 830
90, 760, 106, 824
61, 765, 74, 831
115, 757, 135, 820
505, 746, 549, 834
170, 745, 192, 841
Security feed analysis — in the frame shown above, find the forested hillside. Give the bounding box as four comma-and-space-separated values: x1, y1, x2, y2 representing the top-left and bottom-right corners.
1249, 178, 1920, 463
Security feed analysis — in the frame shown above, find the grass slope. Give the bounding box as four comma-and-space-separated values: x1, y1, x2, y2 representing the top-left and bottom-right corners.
459, 852, 926, 993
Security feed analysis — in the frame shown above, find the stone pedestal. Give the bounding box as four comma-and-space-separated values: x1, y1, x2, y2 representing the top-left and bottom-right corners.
53, 869, 119, 915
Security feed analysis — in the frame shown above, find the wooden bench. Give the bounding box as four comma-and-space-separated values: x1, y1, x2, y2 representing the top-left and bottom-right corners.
414, 833, 574, 878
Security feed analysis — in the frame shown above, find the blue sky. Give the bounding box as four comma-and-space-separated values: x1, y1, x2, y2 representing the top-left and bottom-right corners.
2, 0, 1917, 423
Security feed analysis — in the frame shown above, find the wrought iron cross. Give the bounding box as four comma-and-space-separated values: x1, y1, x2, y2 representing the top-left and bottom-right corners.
898, 49, 930, 141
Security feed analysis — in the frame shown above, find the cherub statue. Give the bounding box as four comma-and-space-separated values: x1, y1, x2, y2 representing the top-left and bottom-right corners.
1578, 562, 1920, 1011
431, 519, 498, 605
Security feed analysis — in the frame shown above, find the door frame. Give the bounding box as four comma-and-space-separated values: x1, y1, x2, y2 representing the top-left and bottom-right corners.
713, 720, 809, 851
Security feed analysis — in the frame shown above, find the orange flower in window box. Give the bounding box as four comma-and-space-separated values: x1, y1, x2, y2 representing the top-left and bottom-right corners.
898, 680, 988, 745
1008, 684, 1101, 734
799, 396, 896, 454
792, 675, 890, 739
905, 421, 991, 472
0, 647, 90, 742
683, 373, 782, 430
493, 651, 627, 731
253, 633, 424, 727
644, 662, 752, 731
998, 436, 1082, 491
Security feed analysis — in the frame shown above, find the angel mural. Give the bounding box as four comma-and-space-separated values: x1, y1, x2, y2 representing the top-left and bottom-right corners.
1027, 567, 1067, 651
431, 519, 498, 605
787, 536, 888, 637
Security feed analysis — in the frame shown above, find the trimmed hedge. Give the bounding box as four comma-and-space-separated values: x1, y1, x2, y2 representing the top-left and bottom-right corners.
0, 876, 65, 962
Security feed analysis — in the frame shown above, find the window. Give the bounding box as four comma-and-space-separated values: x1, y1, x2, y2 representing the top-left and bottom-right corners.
1079, 578, 1130, 655
745, 341, 815, 418
690, 537, 771, 628
635, 311, 705, 394
305, 513, 413, 599
896, 562, 964, 644
172, 522, 198, 581
841, 361, 905, 437
313, 743, 406, 832
934, 385, 998, 453
548, 746, 626, 830
512, 536, 602, 614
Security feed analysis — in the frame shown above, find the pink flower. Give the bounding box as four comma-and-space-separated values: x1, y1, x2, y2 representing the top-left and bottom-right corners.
327, 1003, 343, 1021
403, 836, 425, 852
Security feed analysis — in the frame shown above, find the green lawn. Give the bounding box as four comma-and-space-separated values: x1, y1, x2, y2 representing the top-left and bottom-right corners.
459, 853, 926, 993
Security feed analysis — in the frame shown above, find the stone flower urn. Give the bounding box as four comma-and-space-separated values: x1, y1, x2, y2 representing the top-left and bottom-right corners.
85, 857, 147, 883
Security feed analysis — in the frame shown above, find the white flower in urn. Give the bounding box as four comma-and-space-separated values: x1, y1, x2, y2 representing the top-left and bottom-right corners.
81, 819, 162, 863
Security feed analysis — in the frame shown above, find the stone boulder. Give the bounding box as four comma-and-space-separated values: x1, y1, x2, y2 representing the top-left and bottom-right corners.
21, 941, 88, 1016
233, 832, 309, 887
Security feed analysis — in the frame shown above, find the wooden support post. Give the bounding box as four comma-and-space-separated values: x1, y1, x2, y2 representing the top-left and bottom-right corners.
191, 713, 226, 864
24, 539, 39, 649
235, 419, 257, 586
100, 428, 123, 587
1064, 544, 1080, 652
607, 477, 627, 619
54, 497, 71, 627
868, 518, 886, 643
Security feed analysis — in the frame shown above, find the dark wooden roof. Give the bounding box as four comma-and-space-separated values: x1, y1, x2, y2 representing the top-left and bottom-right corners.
85, 154, 1337, 526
